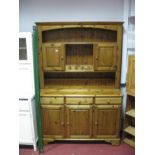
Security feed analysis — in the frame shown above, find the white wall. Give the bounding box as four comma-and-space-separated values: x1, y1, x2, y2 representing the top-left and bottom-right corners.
19, 0, 124, 32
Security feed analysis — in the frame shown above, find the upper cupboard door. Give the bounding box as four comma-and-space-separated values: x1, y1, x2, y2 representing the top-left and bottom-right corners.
94, 43, 118, 71
42, 43, 65, 71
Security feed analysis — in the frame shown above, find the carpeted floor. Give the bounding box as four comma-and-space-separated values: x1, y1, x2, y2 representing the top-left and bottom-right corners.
19, 142, 135, 155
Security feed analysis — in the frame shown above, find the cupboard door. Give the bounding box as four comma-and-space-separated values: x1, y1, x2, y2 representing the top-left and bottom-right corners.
93, 105, 121, 138
94, 43, 117, 71
42, 43, 65, 71
41, 105, 65, 139
66, 105, 92, 139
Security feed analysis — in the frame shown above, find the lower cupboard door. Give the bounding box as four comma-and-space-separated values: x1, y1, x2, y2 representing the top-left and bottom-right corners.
41, 105, 65, 139
93, 105, 121, 138
66, 105, 92, 139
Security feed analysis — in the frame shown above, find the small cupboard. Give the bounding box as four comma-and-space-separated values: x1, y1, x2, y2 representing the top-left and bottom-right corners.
42, 43, 65, 71
94, 43, 118, 71
36, 22, 123, 145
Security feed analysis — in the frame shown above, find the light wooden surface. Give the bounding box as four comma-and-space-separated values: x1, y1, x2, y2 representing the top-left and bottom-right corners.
127, 89, 135, 97
38, 26, 44, 88
94, 43, 117, 71
126, 56, 135, 92
124, 126, 135, 136
42, 43, 65, 71
126, 109, 135, 118
93, 105, 121, 138
124, 138, 135, 147
41, 105, 65, 138
40, 88, 122, 97
66, 105, 92, 138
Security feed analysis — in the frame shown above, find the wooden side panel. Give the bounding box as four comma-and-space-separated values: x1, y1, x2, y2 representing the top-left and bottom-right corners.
115, 25, 123, 88
129, 58, 135, 90
66, 105, 92, 138
42, 43, 65, 71
126, 56, 135, 92
38, 26, 44, 88
93, 105, 121, 138
41, 105, 65, 138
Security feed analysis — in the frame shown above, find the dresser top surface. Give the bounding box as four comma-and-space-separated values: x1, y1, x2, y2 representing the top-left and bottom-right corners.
36, 21, 124, 26
40, 89, 122, 97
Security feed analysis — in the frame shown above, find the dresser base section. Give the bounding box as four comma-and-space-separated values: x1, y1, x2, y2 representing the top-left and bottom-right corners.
42, 136, 120, 146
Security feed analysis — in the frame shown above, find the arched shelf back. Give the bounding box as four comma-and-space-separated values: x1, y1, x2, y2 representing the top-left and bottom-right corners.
42, 27, 117, 43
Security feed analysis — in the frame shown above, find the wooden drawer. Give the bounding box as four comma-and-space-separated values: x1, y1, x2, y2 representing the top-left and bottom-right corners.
40, 97, 64, 104
66, 97, 93, 105
95, 97, 121, 105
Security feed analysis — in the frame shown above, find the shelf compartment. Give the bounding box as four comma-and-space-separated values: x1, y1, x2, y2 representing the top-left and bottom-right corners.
124, 138, 135, 147
124, 126, 135, 136
44, 72, 116, 89
42, 28, 117, 43
126, 109, 135, 118
66, 44, 93, 66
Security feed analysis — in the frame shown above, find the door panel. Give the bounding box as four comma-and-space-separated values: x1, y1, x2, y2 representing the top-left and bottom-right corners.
42, 43, 65, 71
94, 43, 117, 71
66, 105, 92, 138
93, 105, 121, 138
41, 105, 65, 138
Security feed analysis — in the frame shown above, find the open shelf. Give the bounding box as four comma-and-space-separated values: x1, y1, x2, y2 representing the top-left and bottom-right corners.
124, 138, 135, 147
42, 28, 117, 43
124, 126, 135, 136
126, 109, 135, 118
44, 72, 116, 89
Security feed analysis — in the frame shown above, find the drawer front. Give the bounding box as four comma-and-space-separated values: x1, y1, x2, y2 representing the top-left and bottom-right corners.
40, 97, 64, 104
66, 97, 93, 105
95, 97, 122, 105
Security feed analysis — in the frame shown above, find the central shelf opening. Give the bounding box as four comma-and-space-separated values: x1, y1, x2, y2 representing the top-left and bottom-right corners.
65, 44, 93, 71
